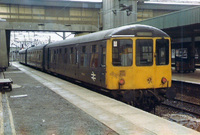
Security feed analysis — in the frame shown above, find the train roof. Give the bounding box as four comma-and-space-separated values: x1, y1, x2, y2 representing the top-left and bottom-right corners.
27, 44, 47, 51
47, 24, 170, 48
19, 49, 27, 54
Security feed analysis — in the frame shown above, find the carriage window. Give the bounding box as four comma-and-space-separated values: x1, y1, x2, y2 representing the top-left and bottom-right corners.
39, 54, 41, 61
156, 39, 169, 65
136, 39, 153, 66
71, 47, 73, 53
112, 39, 133, 66
65, 48, 67, 54
70, 47, 74, 64
53, 50, 56, 62
81, 46, 88, 67
101, 47, 106, 66
82, 46, 86, 53
91, 45, 98, 53
64, 48, 68, 63
90, 45, 98, 68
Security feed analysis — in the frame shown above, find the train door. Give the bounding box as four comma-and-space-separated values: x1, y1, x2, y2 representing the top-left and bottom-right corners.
69, 47, 75, 78
89, 44, 101, 86
25, 49, 27, 64
75, 45, 79, 79
42, 46, 46, 70
100, 42, 106, 87
47, 48, 51, 69
155, 38, 171, 88
134, 39, 155, 89
134, 38, 170, 89
109, 38, 133, 90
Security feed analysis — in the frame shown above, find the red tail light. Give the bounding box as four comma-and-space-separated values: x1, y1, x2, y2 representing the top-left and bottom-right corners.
119, 79, 125, 85
161, 77, 167, 84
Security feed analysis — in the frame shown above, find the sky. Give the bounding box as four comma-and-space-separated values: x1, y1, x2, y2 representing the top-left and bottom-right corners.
10, 32, 74, 49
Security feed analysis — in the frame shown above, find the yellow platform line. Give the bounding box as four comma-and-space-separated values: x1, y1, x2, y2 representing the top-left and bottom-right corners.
0, 93, 4, 135
5, 93, 16, 135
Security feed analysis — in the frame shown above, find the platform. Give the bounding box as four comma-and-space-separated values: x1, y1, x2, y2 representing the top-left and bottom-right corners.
0, 62, 199, 135
172, 68, 200, 85
0, 72, 13, 91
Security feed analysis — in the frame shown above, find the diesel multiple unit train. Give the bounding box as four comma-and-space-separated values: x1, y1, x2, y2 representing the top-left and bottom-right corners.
19, 24, 175, 110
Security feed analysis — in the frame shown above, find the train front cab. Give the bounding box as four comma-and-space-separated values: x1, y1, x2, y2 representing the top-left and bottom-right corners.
105, 36, 172, 106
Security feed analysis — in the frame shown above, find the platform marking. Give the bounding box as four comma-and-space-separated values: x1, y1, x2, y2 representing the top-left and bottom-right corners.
5, 93, 16, 135
0, 93, 4, 135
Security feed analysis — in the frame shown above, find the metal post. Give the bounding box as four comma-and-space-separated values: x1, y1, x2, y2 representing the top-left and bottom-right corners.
63, 32, 66, 40
48, 36, 51, 43
0, 29, 8, 69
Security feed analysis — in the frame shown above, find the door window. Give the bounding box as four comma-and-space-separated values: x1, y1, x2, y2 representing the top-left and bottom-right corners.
136, 39, 153, 66
101, 46, 106, 66
156, 39, 169, 65
90, 45, 98, 68
80, 46, 88, 67
112, 39, 133, 66
70, 47, 74, 64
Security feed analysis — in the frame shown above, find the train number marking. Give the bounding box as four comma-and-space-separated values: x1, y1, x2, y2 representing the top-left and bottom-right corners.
110, 72, 119, 78
147, 77, 152, 84
91, 71, 96, 82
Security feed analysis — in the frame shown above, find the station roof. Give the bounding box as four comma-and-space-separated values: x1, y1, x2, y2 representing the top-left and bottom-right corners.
138, 2, 200, 11
133, 6, 200, 39
0, 0, 102, 9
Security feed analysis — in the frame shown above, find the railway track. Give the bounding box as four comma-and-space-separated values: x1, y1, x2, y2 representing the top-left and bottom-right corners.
172, 80, 200, 99
161, 98, 200, 116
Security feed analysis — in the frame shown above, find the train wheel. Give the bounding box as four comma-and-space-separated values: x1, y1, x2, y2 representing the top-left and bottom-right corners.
121, 91, 135, 104
140, 90, 160, 111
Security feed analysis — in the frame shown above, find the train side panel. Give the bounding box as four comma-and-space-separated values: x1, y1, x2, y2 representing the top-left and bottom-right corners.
19, 49, 27, 64
77, 41, 107, 87
44, 46, 76, 78
44, 40, 107, 88
27, 47, 44, 69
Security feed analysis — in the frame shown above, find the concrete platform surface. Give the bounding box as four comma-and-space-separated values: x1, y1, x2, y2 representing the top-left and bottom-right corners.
1, 64, 117, 135
172, 68, 200, 85
0, 62, 199, 135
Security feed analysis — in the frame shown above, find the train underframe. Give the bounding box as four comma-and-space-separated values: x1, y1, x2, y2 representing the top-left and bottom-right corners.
111, 88, 175, 111
54, 71, 176, 111
24, 64, 175, 112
